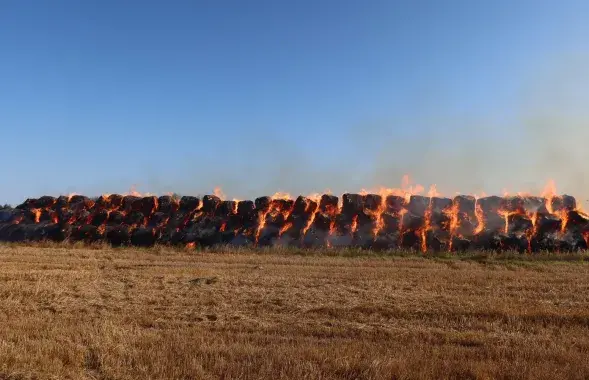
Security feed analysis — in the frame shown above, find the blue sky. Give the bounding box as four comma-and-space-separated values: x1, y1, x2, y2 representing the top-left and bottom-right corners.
1, 0, 588, 204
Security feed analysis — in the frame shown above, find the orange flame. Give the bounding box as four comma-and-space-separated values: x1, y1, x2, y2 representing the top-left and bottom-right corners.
214, 187, 226, 200
350, 215, 358, 236
271, 192, 292, 200
419, 189, 435, 252
301, 202, 319, 237
474, 199, 485, 235
31, 208, 41, 223
279, 222, 292, 237
444, 200, 460, 251
497, 209, 511, 234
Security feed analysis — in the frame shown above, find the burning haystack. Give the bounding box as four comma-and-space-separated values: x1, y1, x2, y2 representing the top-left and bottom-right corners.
1, 187, 588, 252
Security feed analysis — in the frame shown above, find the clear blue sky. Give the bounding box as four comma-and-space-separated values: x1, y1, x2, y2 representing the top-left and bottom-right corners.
1, 0, 588, 204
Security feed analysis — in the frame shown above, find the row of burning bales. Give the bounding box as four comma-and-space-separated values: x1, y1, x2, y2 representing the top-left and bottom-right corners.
0, 191, 588, 252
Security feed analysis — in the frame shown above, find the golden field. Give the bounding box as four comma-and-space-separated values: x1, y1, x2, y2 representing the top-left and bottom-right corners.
0, 245, 588, 379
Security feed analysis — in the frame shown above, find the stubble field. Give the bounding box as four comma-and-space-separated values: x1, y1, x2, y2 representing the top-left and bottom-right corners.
0, 245, 588, 379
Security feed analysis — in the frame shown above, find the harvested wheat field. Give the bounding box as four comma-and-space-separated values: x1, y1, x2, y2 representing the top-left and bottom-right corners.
0, 245, 588, 379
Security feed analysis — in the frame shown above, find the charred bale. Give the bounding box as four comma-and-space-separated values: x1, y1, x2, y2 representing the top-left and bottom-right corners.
472, 230, 501, 250
508, 214, 533, 234
257, 224, 281, 246
216, 200, 237, 217
498, 233, 528, 253
363, 194, 383, 211
453, 195, 476, 215
108, 194, 124, 208
406, 196, 429, 217
178, 196, 200, 212
69, 195, 88, 205
292, 196, 317, 216
255, 196, 272, 213
319, 195, 339, 214
536, 214, 562, 236
55, 196, 70, 208
401, 231, 420, 250
313, 213, 332, 232
91, 210, 110, 226
202, 195, 221, 213
95, 195, 112, 209
372, 233, 399, 250
431, 197, 452, 213
381, 213, 400, 234
551, 195, 576, 212
270, 199, 294, 215
195, 224, 222, 246
237, 200, 256, 227
107, 210, 125, 225
140, 196, 159, 216
334, 213, 355, 235
131, 227, 157, 247
401, 211, 424, 231
158, 195, 178, 214
149, 212, 169, 227
71, 225, 102, 243
500, 196, 525, 213
33, 196, 57, 209
450, 236, 471, 252
522, 196, 548, 215
124, 211, 145, 226
478, 196, 502, 216
342, 194, 364, 216
106, 225, 131, 247
564, 210, 589, 233
44, 223, 71, 242
482, 212, 505, 233
385, 195, 405, 214
557, 231, 587, 252
15, 198, 36, 210
121, 196, 141, 212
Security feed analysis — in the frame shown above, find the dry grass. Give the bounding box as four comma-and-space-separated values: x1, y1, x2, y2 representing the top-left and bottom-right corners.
0, 245, 588, 379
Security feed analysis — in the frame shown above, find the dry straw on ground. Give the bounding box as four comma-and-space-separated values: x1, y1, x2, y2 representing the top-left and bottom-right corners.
0, 244, 587, 379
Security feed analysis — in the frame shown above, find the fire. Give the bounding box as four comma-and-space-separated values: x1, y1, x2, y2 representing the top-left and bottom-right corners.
525, 212, 539, 253
271, 192, 292, 200
31, 208, 41, 223
350, 215, 358, 236
359, 175, 426, 205
474, 198, 485, 234
279, 222, 292, 237
542, 180, 557, 214
329, 219, 337, 236
372, 198, 386, 237
231, 199, 240, 214
561, 211, 569, 233
419, 188, 436, 252
444, 200, 461, 251
126, 185, 143, 197
185, 242, 196, 249
8, 177, 588, 253
301, 201, 319, 238
214, 187, 226, 200
497, 209, 511, 234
